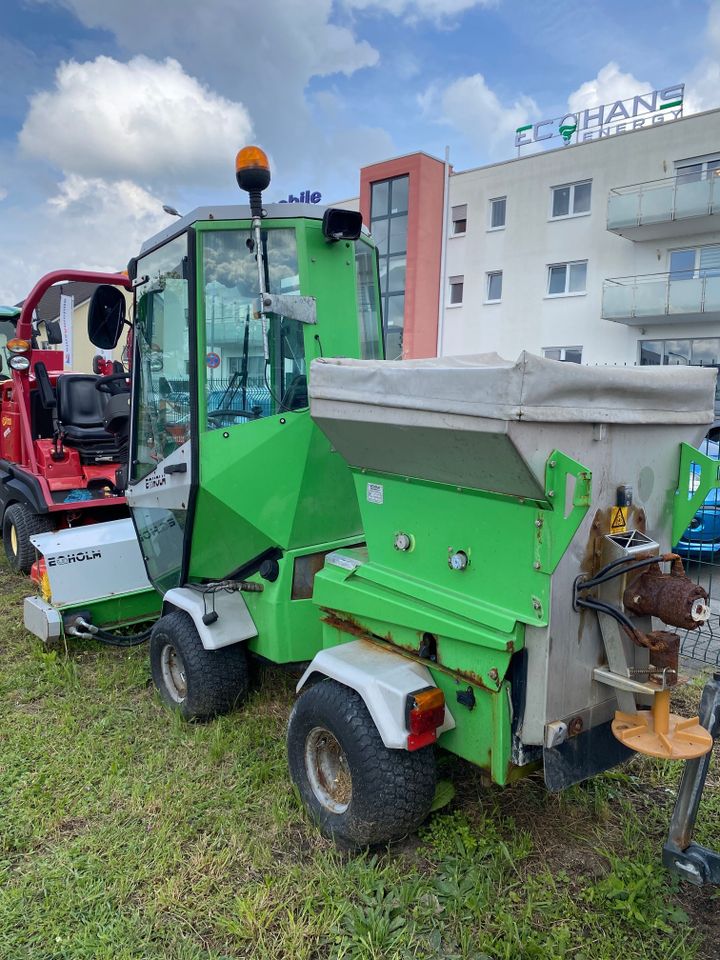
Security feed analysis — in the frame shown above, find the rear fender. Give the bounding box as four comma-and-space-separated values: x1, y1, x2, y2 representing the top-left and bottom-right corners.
162, 586, 258, 651
296, 639, 455, 750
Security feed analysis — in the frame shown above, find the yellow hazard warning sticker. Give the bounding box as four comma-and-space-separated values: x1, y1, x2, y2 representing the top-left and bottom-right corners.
610, 506, 627, 533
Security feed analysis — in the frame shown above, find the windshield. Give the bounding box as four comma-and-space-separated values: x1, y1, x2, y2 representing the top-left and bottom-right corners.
202, 228, 306, 428
131, 234, 190, 483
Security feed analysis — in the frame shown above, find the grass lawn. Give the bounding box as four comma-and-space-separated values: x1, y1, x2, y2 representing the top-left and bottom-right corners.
1, 557, 719, 960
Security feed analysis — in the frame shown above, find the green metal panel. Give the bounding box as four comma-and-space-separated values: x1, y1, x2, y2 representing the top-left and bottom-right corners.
672, 441, 720, 545
340, 448, 590, 631
243, 536, 364, 664
313, 447, 590, 783
188, 219, 376, 581
58, 587, 160, 631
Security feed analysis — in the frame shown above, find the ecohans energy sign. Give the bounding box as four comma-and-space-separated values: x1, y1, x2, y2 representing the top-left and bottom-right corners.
515, 84, 684, 150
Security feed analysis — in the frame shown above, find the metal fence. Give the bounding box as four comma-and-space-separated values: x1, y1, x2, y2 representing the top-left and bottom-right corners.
676, 501, 720, 667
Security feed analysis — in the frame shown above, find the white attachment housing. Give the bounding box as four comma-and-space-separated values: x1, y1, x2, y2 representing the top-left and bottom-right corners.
297, 639, 455, 750
163, 586, 257, 651
30, 518, 152, 606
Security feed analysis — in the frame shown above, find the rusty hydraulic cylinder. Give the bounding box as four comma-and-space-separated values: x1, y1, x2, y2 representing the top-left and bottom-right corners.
663, 673, 720, 885
623, 561, 710, 630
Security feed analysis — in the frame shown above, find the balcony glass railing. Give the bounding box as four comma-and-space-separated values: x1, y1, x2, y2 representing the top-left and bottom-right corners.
607, 173, 720, 230
603, 272, 720, 320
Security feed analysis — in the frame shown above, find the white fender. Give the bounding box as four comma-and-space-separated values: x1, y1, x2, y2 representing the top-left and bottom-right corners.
296, 639, 455, 750
163, 586, 257, 651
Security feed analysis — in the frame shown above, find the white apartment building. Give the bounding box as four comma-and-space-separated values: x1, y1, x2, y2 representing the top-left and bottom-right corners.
439, 108, 720, 378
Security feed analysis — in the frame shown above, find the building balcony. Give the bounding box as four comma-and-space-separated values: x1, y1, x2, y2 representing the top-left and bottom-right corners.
603, 272, 720, 326
607, 174, 720, 240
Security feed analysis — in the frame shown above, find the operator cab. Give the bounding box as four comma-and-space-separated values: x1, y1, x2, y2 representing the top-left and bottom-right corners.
91, 146, 383, 595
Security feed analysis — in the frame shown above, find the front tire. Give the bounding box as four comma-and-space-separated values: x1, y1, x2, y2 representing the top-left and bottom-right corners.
2, 503, 52, 574
150, 610, 249, 721
287, 678, 436, 849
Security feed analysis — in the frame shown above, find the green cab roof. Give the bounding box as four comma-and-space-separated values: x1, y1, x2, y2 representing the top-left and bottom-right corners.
139, 202, 368, 256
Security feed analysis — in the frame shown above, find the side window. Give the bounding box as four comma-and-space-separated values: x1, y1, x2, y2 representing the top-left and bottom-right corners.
355, 242, 382, 359
132, 234, 190, 482
202, 228, 306, 429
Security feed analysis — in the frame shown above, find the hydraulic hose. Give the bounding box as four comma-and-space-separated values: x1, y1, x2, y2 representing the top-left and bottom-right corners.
69, 618, 153, 647
576, 553, 679, 592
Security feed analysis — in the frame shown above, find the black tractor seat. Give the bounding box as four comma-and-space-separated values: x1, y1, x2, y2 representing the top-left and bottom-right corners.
56, 374, 127, 464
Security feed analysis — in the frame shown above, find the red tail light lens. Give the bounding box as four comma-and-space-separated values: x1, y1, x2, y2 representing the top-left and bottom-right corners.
406, 686, 445, 750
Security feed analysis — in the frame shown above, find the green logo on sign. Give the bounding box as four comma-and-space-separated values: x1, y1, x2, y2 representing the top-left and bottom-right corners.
559, 123, 577, 144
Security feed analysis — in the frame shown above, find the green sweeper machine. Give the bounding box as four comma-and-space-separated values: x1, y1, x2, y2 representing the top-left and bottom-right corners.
24, 146, 720, 880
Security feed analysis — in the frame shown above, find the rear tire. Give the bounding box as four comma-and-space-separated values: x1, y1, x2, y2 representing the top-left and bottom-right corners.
2, 504, 53, 574
287, 678, 436, 849
150, 610, 250, 721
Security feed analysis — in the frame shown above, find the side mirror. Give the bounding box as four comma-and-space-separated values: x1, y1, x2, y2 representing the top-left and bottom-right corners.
322, 208, 363, 243
88, 285, 126, 350
44, 319, 63, 345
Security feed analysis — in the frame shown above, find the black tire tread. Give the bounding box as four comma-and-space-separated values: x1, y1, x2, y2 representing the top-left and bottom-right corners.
150, 609, 249, 721
3, 503, 53, 574
287, 678, 436, 848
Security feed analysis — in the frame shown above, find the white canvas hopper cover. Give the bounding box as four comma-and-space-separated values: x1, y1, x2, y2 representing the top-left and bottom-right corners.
309, 352, 716, 426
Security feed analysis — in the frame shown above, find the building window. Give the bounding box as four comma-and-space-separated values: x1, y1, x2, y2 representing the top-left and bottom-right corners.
669, 244, 720, 280
371, 175, 409, 360
486, 271, 502, 302
676, 157, 720, 184
489, 197, 506, 230
543, 346, 583, 363
451, 204, 467, 235
547, 260, 587, 296
550, 180, 592, 219
449, 276, 464, 305
639, 338, 720, 367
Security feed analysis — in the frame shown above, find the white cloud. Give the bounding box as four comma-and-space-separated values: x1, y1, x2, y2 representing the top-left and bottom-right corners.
0, 174, 168, 304
684, 0, 720, 113
343, 0, 496, 20
0, 188, 7, 202
35, 0, 383, 196
41, 1, 379, 84
567, 62, 653, 116
421, 73, 537, 156
20, 56, 253, 188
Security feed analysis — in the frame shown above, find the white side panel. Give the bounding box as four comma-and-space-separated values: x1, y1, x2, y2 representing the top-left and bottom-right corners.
296, 639, 455, 750
125, 441, 191, 511
30, 518, 152, 606
23, 596, 63, 642
163, 586, 258, 651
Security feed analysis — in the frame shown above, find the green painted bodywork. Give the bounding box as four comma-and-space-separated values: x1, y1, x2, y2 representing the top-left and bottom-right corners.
189, 219, 369, 588
672, 441, 720, 545
312, 449, 592, 783
131, 207, 593, 786
58, 586, 160, 633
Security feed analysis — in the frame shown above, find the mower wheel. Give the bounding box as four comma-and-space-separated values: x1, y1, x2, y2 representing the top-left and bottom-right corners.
2, 504, 53, 574
150, 610, 249, 721
287, 678, 436, 849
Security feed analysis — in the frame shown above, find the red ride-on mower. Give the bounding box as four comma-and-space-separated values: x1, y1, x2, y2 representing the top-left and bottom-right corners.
0, 270, 132, 573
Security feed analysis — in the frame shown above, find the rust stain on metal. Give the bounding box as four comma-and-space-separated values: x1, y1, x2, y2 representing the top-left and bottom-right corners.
320, 609, 374, 642
623, 558, 709, 631
320, 611, 504, 692
568, 716, 584, 737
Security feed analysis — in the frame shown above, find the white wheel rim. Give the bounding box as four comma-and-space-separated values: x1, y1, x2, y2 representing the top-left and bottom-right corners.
160, 643, 187, 703
305, 726, 352, 814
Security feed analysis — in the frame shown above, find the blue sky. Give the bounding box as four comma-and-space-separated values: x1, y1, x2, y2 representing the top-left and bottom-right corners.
0, 0, 718, 302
